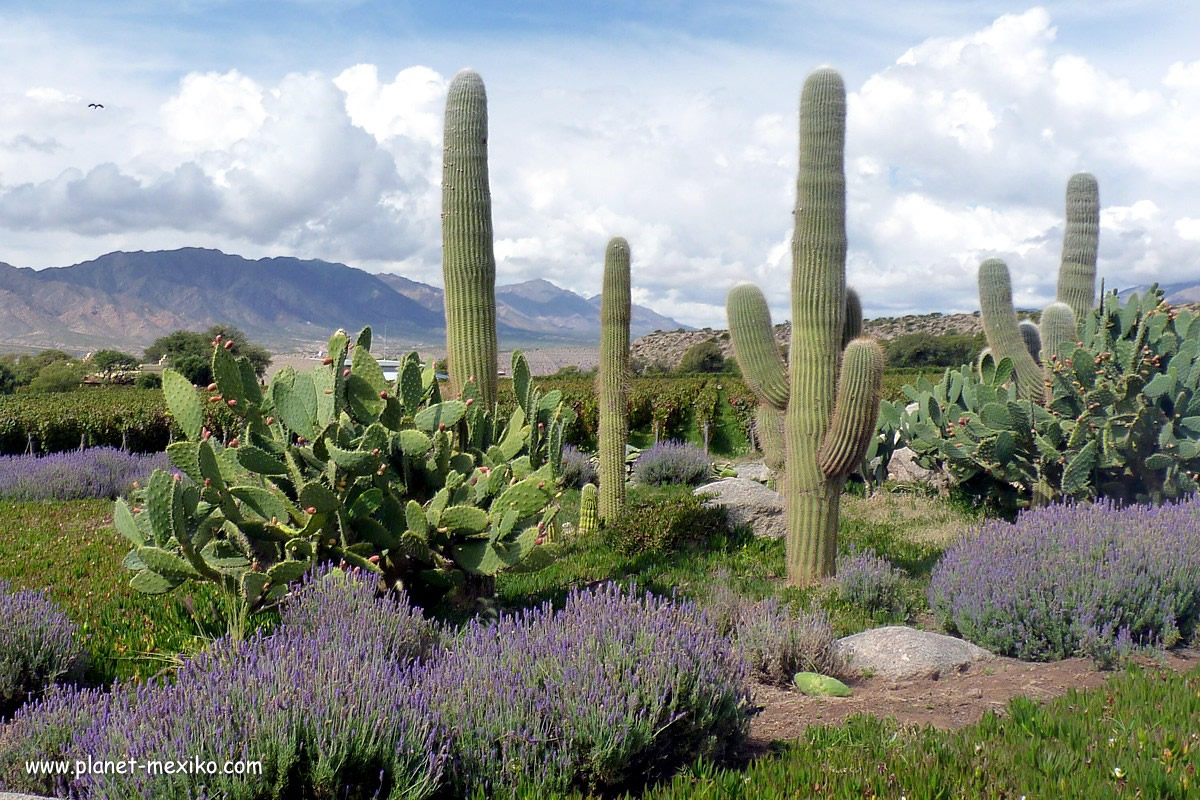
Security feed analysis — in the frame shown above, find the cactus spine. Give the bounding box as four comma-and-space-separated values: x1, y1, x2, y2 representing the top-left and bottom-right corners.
442, 69, 499, 406
598, 237, 631, 523
1056, 173, 1100, 327
578, 482, 599, 537
727, 69, 884, 586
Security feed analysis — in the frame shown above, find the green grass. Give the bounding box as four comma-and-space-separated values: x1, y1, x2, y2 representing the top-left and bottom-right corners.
500, 482, 979, 638
546, 663, 1199, 799
0, 500, 249, 684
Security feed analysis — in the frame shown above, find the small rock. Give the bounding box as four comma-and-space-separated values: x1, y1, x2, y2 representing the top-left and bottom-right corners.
836, 626, 995, 680
694, 478, 785, 539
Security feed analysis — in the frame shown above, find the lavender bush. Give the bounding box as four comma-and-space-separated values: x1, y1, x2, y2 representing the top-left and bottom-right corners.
836, 549, 909, 617
735, 598, 850, 686
0, 580, 85, 719
633, 440, 712, 486
427, 583, 753, 797
0, 447, 169, 501
930, 497, 1200, 663
558, 444, 598, 489
0, 578, 751, 800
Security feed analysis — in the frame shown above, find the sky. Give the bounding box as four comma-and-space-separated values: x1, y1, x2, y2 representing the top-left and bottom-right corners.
0, 1, 1198, 328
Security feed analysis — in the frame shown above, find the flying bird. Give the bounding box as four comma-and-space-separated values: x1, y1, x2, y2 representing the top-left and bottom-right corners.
87, 103, 104, 109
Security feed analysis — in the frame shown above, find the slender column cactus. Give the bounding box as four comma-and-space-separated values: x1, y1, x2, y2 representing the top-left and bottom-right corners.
842, 288, 863, 348
442, 69, 499, 406
598, 237, 631, 523
727, 69, 884, 586
978, 258, 1044, 402
726, 283, 788, 479
1056, 173, 1100, 327
578, 482, 599, 537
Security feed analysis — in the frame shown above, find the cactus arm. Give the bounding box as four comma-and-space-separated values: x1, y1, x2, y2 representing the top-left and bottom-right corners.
842, 287, 863, 348
787, 68, 849, 584
598, 236, 631, 523
1056, 172, 1100, 326
1039, 302, 1076, 367
978, 258, 1044, 402
755, 404, 786, 475
726, 282, 789, 409
818, 337, 885, 479
442, 69, 499, 406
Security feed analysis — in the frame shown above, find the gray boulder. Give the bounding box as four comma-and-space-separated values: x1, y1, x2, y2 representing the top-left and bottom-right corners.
887, 447, 951, 490
694, 478, 785, 539
733, 461, 771, 483
836, 626, 994, 680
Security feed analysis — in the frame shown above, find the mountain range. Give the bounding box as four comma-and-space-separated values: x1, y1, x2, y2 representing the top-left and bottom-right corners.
0, 248, 688, 354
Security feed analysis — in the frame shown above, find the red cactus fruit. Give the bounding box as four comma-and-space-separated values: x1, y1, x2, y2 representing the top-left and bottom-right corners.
227, 398, 238, 407
207, 383, 218, 392
322, 357, 333, 365
228, 438, 239, 447
224, 340, 234, 350
379, 390, 388, 399
305, 506, 317, 514
343, 368, 351, 377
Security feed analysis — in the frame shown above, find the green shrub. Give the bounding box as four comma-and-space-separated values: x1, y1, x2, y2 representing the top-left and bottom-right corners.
604, 491, 729, 556
133, 372, 162, 390
28, 360, 83, 393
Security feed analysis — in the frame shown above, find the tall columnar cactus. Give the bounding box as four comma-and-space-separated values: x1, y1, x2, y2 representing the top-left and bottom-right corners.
442, 69, 499, 406
598, 237, 631, 523
727, 69, 885, 585
578, 482, 598, 537
726, 283, 788, 477
1056, 172, 1100, 327
978, 258, 1044, 402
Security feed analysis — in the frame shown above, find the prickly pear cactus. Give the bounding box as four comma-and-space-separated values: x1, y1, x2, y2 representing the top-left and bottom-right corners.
726, 69, 885, 586
900, 288, 1200, 510
117, 329, 571, 610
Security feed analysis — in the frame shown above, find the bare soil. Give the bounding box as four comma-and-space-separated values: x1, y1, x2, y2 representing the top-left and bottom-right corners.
747, 646, 1200, 747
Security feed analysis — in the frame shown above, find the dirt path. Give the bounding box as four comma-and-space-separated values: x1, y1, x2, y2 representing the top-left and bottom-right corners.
748, 646, 1200, 745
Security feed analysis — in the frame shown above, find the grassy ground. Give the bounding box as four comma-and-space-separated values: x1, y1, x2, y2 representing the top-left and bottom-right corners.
500, 483, 980, 637
0, 500, 246, 683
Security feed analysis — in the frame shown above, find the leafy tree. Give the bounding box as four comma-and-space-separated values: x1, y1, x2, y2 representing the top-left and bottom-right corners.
28, 360, 84, 393
144, 325, 271, 385
134, 372, 162, 390
89, 349, 140, 381
0, 362, 15, 395
8, 350, 74, 386
676, 340, 727, 374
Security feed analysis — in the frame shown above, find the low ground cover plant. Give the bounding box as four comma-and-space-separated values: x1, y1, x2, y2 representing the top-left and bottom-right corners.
930, 496, 1200, 663
603, 490, 730, 556
633, 440, 712, 486
0, 580, 85, 719
0, 448, 169, 501
1, 575, 752, 800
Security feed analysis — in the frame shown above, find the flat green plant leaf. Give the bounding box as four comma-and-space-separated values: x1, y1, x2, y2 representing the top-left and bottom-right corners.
792, 672, 852, 697
162, 368, 204, 441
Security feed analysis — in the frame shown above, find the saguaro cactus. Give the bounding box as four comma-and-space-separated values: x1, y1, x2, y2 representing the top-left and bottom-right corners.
727, 69, 884, 585
442, 69, 499, 406
1056, 173, 1100, 327
598, 237, 631, 523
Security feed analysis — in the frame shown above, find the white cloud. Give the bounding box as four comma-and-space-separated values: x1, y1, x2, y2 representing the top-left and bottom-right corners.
0, 5, 1196, 328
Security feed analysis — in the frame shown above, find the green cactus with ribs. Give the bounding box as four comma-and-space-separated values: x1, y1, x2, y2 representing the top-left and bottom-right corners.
901, 173, 1200, 509
442, 68, 500, 407
598, 236, 631, 523
726, 69, 884, 585
577, 482, 599, 537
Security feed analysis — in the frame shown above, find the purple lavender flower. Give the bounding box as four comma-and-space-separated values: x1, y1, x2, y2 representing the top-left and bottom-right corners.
836, 549, 908, 616
0, 447, 170, 501
735, 597, 850, 685
633, 440, 712, 486
558, 444, 598, 489
930, 496, 1200, 662
0, 580, 85, 719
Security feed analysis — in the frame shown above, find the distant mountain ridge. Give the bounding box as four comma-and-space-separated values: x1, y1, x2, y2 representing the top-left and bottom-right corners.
0, 248, 690, 354
1117, 281, 1200, 304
